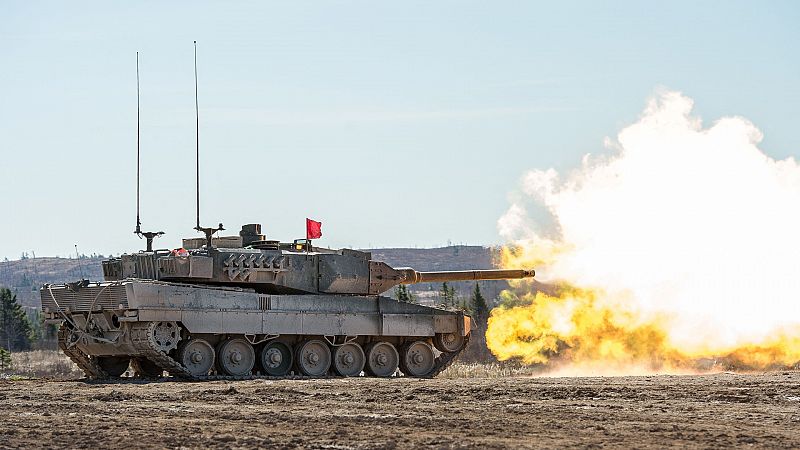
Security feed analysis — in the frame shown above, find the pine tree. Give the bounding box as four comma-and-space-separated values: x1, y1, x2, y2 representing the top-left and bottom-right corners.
470, 282, 488, 320
393, 284, 417, 303
459, 298, 473, 315
0, 288, 33, 351
394, 284, 407, 301
439, 282, 458, 306
0, 347, 11, 371
29, 310, 53, 345
439, 282, 449, 306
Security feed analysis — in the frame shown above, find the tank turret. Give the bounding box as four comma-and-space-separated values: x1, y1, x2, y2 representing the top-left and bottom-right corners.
100, 224, 534, 296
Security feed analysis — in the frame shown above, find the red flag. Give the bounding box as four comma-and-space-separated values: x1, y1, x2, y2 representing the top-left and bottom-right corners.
306, 218, 322, 240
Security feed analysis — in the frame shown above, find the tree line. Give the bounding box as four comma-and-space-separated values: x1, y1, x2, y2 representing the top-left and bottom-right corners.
0, 287, 56, 370
394, 281, 488, 318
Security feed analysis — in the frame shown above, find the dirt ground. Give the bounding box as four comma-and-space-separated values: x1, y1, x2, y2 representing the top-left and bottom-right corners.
1, 372, 799, 449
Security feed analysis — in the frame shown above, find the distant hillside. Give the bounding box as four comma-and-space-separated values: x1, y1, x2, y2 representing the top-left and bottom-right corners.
367, 246, 508, 302
368, 246, 496, 271
0, 256, 105, 307
0, 246, 506, 307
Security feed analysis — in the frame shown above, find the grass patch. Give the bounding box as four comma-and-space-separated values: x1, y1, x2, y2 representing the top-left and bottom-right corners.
440, 361, 543, 378
1, 350, 83, 379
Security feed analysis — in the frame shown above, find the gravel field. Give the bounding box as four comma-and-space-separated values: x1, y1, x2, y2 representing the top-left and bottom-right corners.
1, 372, 799, 449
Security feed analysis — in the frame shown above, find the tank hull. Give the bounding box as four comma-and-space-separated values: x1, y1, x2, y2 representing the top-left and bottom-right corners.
42, 279, 471, 379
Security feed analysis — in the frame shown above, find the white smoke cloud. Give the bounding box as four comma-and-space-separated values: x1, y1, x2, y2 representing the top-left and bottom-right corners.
499, 90, 800, 353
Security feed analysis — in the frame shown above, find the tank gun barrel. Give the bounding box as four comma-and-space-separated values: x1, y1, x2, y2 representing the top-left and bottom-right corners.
397, 268, 535, 284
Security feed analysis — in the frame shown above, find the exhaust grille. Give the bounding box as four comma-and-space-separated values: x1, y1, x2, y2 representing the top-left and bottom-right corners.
258, 295, 271, 310
41, 283, 129, 312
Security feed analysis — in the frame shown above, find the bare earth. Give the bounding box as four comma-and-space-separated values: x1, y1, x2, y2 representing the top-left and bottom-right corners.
1, 372, 799, 449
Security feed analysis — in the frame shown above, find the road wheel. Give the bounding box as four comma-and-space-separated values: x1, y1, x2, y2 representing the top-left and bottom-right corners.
332, 343, 365, 377
295, 339, 332, 376
216, 338, 256, 376
176, 339, 215, 377
399, 341, 435, 377
258, 341, 293, 376
364, 342, 399, 377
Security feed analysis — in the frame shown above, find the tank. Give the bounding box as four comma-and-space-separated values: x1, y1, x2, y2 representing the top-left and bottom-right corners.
40, 225, 535, 380
40, 47, 537, 380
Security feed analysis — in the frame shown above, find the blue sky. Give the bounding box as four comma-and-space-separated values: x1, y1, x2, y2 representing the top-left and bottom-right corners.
1, 1, 798, 259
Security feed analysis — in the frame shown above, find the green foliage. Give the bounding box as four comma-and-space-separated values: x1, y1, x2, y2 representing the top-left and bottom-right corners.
0, 288, 33, 351
470, 282, 488, 319
28, 310, 56, 344
439, 282, 457, 306
0, 347, 11, 371
393, 284, 417, 303
460, 298, 473, 314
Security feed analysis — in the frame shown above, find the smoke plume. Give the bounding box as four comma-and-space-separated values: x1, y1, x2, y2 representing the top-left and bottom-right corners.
488, 90, 800, 373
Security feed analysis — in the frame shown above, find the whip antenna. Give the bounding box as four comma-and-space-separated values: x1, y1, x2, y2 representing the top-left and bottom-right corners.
133, 51, 164, 251
136, 51, 141, 235
192, 41, 224, 248
194, 40, 200, 231
75, 244, 85, 280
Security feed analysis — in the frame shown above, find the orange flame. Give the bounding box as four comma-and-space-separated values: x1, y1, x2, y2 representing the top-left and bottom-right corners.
487, 244, 800, 373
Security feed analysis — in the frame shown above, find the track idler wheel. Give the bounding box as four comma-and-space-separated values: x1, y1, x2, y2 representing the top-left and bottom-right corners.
433, 332, 466, 353
96, 356, 130, 377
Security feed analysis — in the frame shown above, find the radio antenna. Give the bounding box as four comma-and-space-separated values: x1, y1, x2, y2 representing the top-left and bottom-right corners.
192, 41, 224, 248
75, 244, 85, 280
133, 51, 163, 252
136, 51, 141, 235
194, 41, 200, 231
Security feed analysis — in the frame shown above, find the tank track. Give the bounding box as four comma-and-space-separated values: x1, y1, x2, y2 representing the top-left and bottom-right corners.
426, 333, 471, 379
57, 325, 109, 379
64, 322, 469, 381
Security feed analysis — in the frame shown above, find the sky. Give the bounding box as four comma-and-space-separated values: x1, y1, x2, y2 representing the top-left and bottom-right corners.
1, 1, 798, 260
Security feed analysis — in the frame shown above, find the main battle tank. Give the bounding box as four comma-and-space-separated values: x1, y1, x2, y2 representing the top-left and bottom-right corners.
42, 224, 535, 380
